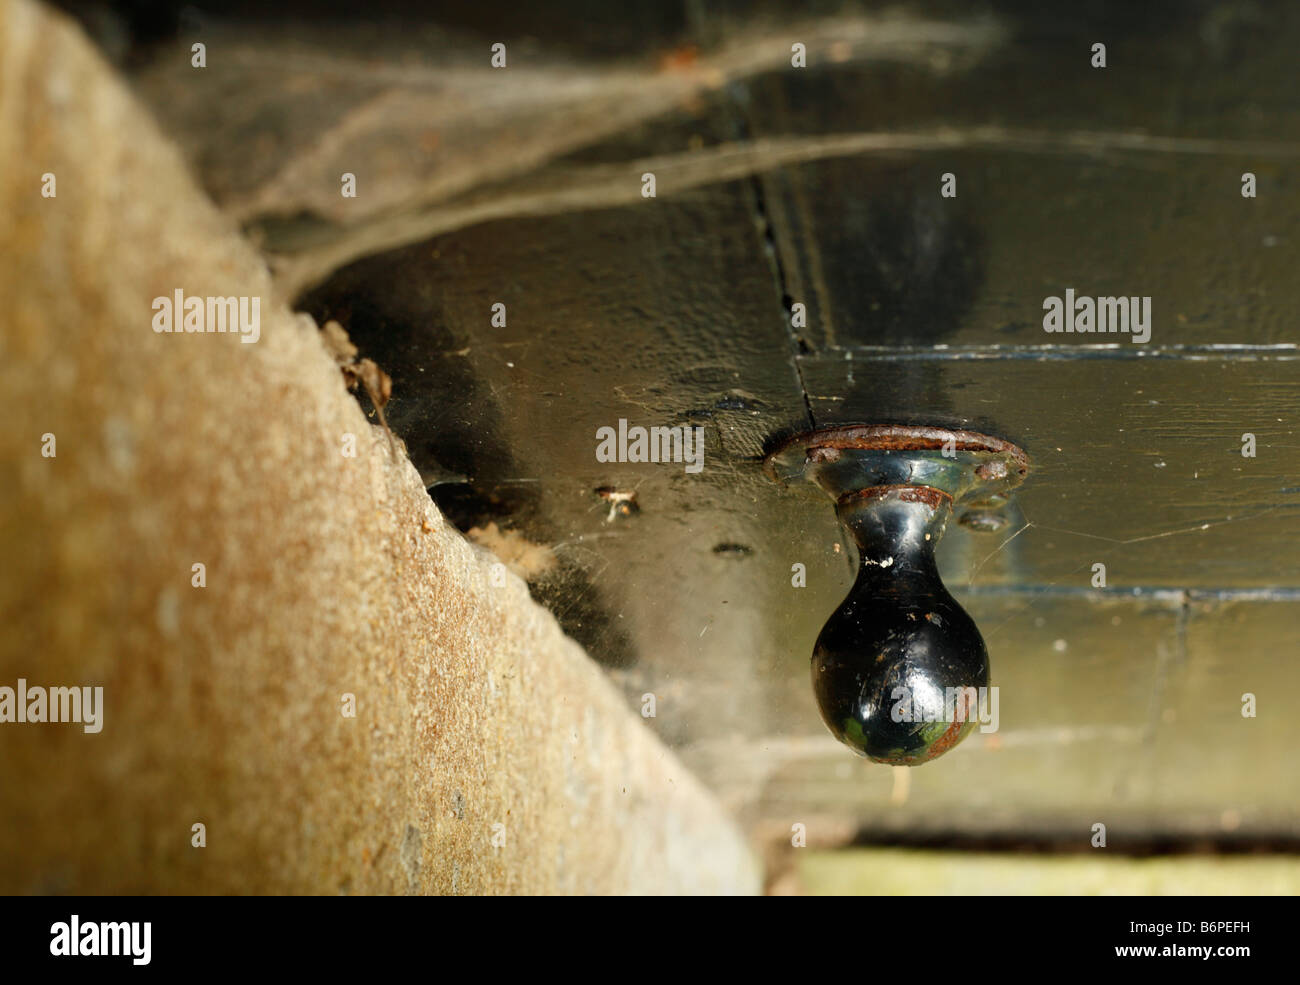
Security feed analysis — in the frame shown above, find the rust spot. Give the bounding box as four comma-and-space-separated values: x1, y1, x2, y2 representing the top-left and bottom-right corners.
922, 715, 968, 762
872, 751, 910, 766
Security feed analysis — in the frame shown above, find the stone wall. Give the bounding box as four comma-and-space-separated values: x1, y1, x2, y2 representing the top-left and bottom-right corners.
0, 0, 758, 895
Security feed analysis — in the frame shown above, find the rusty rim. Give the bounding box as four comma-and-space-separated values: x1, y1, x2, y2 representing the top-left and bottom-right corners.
763, 423, 1029, 481
837, 484, 953, 510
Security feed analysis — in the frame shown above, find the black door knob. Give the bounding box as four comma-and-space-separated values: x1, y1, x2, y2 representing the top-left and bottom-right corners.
765, 425, 1029, 766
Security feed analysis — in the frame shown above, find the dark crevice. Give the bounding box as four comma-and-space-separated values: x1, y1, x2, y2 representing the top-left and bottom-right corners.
725, 82, 817, 431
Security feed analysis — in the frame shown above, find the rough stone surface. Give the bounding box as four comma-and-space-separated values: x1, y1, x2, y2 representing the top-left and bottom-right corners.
0, 0, 758, 895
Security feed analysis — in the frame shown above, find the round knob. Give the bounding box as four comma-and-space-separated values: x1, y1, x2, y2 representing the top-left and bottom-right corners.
812, 486, 988, 764
764, 424, 1029, 766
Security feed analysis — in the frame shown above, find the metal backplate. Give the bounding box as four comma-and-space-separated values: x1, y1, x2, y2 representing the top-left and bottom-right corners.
765, 424, 1029, 509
